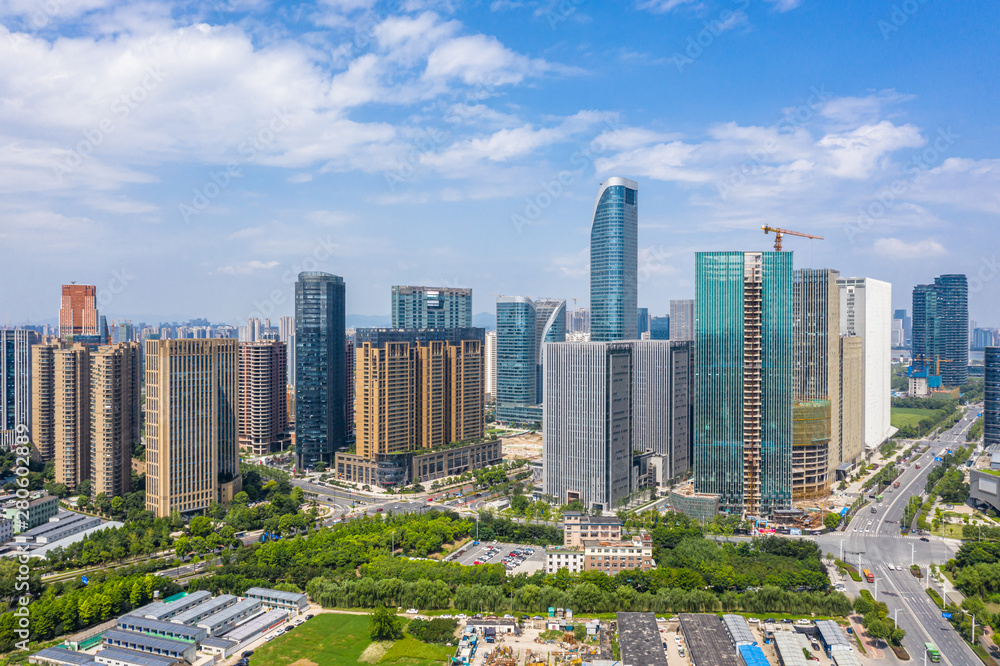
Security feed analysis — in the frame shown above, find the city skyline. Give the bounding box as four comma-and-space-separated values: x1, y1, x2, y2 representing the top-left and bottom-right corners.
1, 3, 999, 325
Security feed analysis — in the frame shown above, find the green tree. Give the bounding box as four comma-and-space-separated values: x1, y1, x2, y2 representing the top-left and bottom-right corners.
368, 606, 403, 641
823, 513, 841, 530
574, 624, 587, 641
110, 496, 124, 518
189, 516, 212, 538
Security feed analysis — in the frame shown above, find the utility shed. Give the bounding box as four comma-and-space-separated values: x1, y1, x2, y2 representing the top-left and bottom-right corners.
814, 620, 850, 654
773, 631, 811, 666
722, 614, 756, 647
738, 644, 771, 666
616, 612, 668, 666
830, 645, 861, 666
677, 614, 742, 666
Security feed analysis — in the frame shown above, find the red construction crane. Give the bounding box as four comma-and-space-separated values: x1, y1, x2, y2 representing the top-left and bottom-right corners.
761, 225, 824, 252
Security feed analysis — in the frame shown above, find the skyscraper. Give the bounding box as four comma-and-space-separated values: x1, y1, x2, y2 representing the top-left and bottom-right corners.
649, 316, 670, 340
239, 340, 290, 455
893, 308, 911, 346
59, 284, 99, 338
637, 308, 650, 337
144, 339, 241, 518
33, 341, 91, 489
630, 340, 694, 479
496, 296, 566, 424
90, 342, 141, 498
295, 272, 347, 470
912, 274, 969, 387
0, 329, 35, 448
484, 331, 497, 402
839, 277, 893, 449
792, 269, 840, 499
590, 177, 638, 342
391, 286, 473, 329
693, 251, 793, 517
669, 300, 695, 341
985, 347, 1000, 450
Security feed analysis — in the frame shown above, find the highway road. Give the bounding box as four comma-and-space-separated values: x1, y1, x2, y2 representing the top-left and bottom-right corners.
818, 405, 982, 666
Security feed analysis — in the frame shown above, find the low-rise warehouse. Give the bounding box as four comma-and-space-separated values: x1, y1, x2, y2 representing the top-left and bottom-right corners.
199, 636, 239, 657
722, 614, 755, 647
133, 590, 212, 622
115, 616, 206, 643
100, 629, 196, 663
28, 647, 97, 665
465, 618, 517, 634
616, 612, 668, 666
196, 598, 262, 637
773, 631, 811, 666
814, 620, 851, 654
166, 594, 236, 626
92, 646, 184, 666
244, 587, 308, 614
830, 646, 862, 666
678, 614, 742, 666
738, 644, 770, 666
222, 609, 288, 646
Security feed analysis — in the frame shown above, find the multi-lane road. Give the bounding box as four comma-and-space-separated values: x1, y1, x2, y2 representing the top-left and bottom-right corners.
818, 405, 981, 666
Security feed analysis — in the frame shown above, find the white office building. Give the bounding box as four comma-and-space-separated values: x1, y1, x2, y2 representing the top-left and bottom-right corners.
484, 330, 497, 402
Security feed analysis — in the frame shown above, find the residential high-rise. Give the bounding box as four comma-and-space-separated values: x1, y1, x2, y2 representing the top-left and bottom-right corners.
590, 177, 638, 342
90, 342, 141, 498
792, 269, 841, 499
893, 308, 911, 346
693, 251, 793, 517
345, 332, 356, 441
59, 284, 99, 339
637, 308, 650, 337
669, 300, 695, 341
838, 337, 865, 467
353, 328, 484, 458
484, 331, 497, 402
839, 277, 893, 450
144, 339, 241, 518
278, 317, 295, 343
391, 286, 472, 329
496, 296, 566, 424
985, 347, 1000, 450
570, 307, 590, 334
238, 340, 290, 455
0, 330, 35, 448
295, 272, 347, 470
912, 274, 969, 387
32, 342, 91, 489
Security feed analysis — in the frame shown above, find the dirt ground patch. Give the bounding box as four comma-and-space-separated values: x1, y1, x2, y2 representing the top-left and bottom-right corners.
358, 641, 392, 663
288, 660, 319, 666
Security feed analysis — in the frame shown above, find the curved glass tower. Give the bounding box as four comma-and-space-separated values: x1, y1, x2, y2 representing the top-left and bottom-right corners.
590, 177, 638, 342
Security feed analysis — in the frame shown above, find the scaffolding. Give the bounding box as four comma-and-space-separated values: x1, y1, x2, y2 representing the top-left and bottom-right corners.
743, 254, 764, 517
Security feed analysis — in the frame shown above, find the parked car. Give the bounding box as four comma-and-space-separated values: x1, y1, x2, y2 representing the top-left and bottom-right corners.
406, 608, 418, 614
920, 536, 930, 542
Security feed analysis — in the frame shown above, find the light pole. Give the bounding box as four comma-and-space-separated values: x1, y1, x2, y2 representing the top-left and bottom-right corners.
963, 609, 976, 644
911, 542, 915, 568
840, 540, 844, 562
874, 577, 878, 602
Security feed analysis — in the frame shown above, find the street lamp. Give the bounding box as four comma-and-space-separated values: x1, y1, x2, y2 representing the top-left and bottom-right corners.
910, 542, 915, 568
962, 609, 977, 644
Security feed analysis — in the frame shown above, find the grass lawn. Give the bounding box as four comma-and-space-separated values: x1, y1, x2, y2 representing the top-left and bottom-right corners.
252, 613, 453, 666
891, 407, 939, 429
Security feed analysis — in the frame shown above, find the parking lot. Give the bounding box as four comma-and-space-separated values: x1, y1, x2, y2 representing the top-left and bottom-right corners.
449, 541, 546, 574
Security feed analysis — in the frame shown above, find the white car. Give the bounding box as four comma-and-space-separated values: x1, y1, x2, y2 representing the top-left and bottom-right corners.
457, 614, 468, 619
795, 619, 813, 626
747, 617, 760, 624
406, 608, 418, 614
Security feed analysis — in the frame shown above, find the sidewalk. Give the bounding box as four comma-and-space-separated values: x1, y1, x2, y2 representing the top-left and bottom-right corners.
847, 614, 884, 660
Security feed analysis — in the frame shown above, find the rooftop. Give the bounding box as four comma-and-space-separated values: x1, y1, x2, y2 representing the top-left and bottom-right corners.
29, 647, 96, 665
245, 587, 308, 602
773, 631, 812, 666
102, 629, 192, 654
200, 637, 238, 649
91, 646, 182, 666
677, 614, 742, 666
616, 612, 667, 666
196, 598, 261, 629
815, 620, 850, 647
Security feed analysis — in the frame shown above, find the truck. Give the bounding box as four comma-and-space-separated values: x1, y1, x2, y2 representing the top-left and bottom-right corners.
893, 481, 900, 488
862, 569, 875, 583
876, 494, 884, 502
915, 463, 921, 469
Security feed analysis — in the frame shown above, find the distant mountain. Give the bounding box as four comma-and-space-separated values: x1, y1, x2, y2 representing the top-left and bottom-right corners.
473, 312, 496, 330
347, 314, 392, 329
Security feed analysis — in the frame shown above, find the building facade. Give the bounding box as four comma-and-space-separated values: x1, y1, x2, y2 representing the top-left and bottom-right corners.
238, 340, 290, 455
391, 286, 472, 329
0, 329, 34, 448
590, 177, 638, 342
90, 342, 141, 498
144, 339, 241, 517
632, 340, 693, 479
484, 331, 497, 402
693, 251, 793, 518
839, 277, 893, 450
912, 274, 969, 387
336, 438, 501, 487
32, 341, 91, 489
59, 284, 99, 339
669, 300, 695, 341
583, 535, 654, 573
295, 272, 347, 470
649, 316, 670, 340
986, 347, 1000, 450
838, 336, 865, 469
562, 512, 622, 547
495, 296, 566, 424
545, 548, 584, 574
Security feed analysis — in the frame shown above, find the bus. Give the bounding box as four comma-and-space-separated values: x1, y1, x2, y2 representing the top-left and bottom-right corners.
862, 569, 875, 583
876, 494, 884, 502
924, 642, 940, 662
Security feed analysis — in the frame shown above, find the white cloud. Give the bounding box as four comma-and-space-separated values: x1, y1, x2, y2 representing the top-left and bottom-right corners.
636, 0, 700, 13
288, 173, 313, 183
873, 237, 947, 260
817, 121, 924, 178
910, 158, 1000, 214
765, 0, 802, 11
595, 141, 715, 183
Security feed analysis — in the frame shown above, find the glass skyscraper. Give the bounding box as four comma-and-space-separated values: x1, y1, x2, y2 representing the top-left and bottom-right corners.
590, 177, 638, 342
496, 296, 566, 424
295, 272, 346, 469
693, 251, 793, 517
912, 274, 968, 387
986, 347, 1000, 450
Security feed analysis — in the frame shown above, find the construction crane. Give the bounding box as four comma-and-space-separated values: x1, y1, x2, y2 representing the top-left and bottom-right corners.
761, 225, 823, 252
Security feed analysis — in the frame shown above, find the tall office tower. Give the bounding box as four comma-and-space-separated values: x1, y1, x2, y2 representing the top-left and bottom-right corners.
144, 339, 241, 518
495, 296, 566, 424
893, 308, 911, 346
32, 342, 91, 489
985, 347, 1000, 450
630, 340, 694, 478
286, 334, 296, 386
649, 316, 670, 340
974, 328, 1000, 351
543, 342, 633, 512
791, 269, 841, 499
354, 328, 483, 457
693, 251, 793, 518
238, 340, 290, 456
59, 285, 99, 338
637, 308, 650, 337
0, 330, 35, 448
669, 300, 695, 341
279, 317, 295, 343
839, 277, 893, 450
570, 307, 590, 333
891, 317, 905, 348
295, 272, 347, 470
391, 286, 473, 329
590, 177, 638, 342
345, 333, 356, 440
114, 322, 135, 343
90, 342, 141, 498
912, 274, 969, 387
98, 316, 109, 344
838, 337, 865, 466
484, 331, 497, 402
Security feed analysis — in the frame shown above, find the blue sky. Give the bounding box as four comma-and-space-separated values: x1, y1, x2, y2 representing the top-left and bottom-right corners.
2, 0, 999, 327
